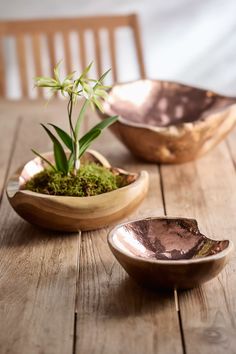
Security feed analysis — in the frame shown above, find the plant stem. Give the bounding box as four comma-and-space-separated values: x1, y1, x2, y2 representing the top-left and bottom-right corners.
67, 94, 79, 175
75, 99, 89, 139
67, 94, 75, 140
72, 98, 89, 175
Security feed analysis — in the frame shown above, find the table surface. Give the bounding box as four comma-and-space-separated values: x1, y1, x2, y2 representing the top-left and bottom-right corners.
1, 99, 236, 354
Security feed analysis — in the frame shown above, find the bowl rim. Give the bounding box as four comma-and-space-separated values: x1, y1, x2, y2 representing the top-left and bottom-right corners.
6, 150, 149, 200
108, 216, 234, 265
100, 79, 236, 132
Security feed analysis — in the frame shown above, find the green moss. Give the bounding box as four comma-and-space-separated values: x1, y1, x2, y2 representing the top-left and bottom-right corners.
25, 163, 125, 197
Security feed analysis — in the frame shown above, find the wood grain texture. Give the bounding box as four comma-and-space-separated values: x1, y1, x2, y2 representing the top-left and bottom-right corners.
4, 100, 236, 353
0, 101, 79, 354
75, 112, 183, 353
0, 14, 145, 98
7, 151, 149, 231
161, 141, 236, 353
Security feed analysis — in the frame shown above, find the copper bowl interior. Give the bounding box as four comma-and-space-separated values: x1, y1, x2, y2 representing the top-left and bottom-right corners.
104, 80, 235, 127
110, 217, 230, 261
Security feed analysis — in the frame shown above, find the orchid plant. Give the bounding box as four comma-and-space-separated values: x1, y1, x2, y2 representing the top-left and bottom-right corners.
33, 62, 118, 176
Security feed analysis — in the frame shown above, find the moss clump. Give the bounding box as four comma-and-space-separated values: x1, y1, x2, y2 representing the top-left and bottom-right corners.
25, 163, 124, 197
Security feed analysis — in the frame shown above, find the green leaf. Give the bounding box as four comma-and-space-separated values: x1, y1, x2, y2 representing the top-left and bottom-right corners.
49, 124, 73, 151
74, 99, 89, 139
98, 68, 111, 83
64, 71, 76, 81
80, 115, 118, 148
31, 149, 57, 171
92, 97, 104, 112
68, 153, 74, 171
92, 115, 118, 130
78, 115, 118, 157
81, 62, 93, 78
79, 129, 101, 157
41, 124, 68, 174
54, 60, 63, 82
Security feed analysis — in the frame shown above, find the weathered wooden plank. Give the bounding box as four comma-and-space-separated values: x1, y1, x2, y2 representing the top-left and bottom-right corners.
0, 101, 79, 354
161, 141, 236, 354
75, 112, 183, 354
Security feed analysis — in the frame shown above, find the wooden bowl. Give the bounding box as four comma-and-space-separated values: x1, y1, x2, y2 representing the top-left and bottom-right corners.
6, 150, 149, 232
108, 217, 234, 289
98, 80, 236, 163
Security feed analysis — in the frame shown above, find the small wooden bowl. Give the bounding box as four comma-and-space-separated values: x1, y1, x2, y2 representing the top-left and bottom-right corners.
6, 150, 149, 232
98, 80, 236, 163
108, 217, 234, 289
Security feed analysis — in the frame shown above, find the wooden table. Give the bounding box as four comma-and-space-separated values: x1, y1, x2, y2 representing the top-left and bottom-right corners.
1, 99, 236, 354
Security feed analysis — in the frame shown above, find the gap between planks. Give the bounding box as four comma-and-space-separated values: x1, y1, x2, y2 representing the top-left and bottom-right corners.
160, 164, 187, 354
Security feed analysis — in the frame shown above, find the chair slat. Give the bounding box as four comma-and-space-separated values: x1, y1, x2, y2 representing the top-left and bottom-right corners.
16, 35, 28, 97
47, 33, 57, 76
62, 31, 71, 74
0, 15, 146, 99
130, 15, 146, 79
47, 33, 60, 97
78, 30, 86, 71
0, 36, 5, 96
93, 30, 102, 77
32, 34, 43, 98
108, 28, 117, 83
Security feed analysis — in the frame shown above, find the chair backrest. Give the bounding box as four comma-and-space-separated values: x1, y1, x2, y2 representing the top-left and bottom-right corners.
0, 14, 146, 99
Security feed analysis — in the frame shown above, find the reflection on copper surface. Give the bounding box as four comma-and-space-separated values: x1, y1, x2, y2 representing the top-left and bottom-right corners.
104, 80, 236, 127
19, 157, 44, 187
113, 218, 229, 261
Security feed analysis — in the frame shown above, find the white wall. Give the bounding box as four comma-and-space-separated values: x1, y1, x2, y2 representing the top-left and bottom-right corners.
1, 0, 236, 96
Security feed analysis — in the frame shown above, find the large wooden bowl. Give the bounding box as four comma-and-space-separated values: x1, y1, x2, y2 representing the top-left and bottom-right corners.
98, 80, 236, 163
6, 150, 149, 232
108, 217, 234, 289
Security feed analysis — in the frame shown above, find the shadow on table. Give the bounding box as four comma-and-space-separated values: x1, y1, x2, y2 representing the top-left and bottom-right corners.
0, 216, 78, 248
97, 275, 178, 319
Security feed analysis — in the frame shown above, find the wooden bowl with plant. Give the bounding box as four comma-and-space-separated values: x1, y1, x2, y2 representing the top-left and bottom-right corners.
6, 63, 149, 232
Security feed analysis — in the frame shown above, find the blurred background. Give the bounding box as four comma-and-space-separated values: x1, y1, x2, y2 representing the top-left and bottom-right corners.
1, 0, 236, 98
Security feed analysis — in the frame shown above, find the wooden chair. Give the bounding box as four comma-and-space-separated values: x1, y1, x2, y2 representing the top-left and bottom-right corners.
0, 14, 146, 99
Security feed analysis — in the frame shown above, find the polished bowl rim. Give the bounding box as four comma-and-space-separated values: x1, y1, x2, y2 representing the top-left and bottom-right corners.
7, 171, 147, 201
108, 216, 234, 265
6, 149, 147, 201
